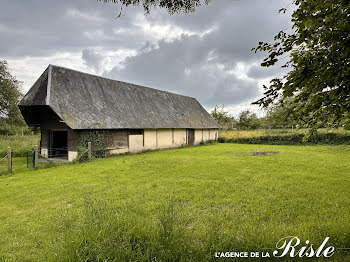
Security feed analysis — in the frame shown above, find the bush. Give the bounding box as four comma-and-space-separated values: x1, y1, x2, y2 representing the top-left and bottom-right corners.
218, 133, 350, 145
199, 139, 216, 145
76, 130, 107, 161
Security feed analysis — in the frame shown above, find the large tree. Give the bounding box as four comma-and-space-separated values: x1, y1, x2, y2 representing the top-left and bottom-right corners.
0, 60, 26, 134
253, 0, 350, 129
97, 0, 212, 14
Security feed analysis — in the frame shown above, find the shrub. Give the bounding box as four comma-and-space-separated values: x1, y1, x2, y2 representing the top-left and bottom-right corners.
218, 133, 350, 145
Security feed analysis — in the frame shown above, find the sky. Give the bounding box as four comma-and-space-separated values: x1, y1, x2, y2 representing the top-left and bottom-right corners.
1, 0, 293, 117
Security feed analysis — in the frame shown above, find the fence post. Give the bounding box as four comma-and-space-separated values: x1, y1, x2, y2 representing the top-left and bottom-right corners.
88, 142, 92, 161
7, 147, 12, 174
34, 145, 38, 168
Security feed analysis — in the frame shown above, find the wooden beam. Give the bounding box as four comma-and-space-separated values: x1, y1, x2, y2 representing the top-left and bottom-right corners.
7, 147, 12, 174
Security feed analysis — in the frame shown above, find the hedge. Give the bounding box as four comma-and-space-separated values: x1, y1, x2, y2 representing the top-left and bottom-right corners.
218, 133, 350, 145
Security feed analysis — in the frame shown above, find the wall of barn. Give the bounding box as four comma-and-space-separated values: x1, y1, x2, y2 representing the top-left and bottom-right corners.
143, 129, 187, 150
39, 125, 218, 161
194, 129, 219, 145
40, 119, 78, 161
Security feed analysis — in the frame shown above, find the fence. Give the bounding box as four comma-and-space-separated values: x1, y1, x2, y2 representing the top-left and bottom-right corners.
0, 142, 93, 175
0, 147, 12, 174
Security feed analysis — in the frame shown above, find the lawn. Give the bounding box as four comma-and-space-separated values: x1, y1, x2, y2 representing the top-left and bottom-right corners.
0, 143, 349, 261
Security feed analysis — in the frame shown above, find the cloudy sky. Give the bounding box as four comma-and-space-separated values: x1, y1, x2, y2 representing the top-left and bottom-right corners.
1, 0, 293, 116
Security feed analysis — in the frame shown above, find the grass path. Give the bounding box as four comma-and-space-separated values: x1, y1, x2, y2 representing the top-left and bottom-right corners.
0, 144, 349, 261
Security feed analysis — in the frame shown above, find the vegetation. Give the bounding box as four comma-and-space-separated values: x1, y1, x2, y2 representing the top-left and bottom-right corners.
0, 60, 28, 135
0, 134, 39, 157
253, 0, 350, 129
0, 143, 349, 261
219, 129, 350, 145
97, 0, 212, 14
76, 130, 107, 160
210, 104, 233, 129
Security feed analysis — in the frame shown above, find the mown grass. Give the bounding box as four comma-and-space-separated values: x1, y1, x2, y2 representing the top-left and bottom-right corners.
0, 143, 349, 261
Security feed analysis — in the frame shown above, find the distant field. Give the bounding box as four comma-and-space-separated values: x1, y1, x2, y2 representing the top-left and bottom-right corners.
0, 143, 349, 261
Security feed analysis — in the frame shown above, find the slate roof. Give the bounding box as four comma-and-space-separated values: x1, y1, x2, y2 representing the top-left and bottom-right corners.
19, 65, 219, 129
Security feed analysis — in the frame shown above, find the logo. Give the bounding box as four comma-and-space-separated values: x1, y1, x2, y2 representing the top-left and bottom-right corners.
214, 236, 335, 259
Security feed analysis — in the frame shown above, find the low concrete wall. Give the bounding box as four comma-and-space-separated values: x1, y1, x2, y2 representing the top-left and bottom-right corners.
68, 151, 78, 162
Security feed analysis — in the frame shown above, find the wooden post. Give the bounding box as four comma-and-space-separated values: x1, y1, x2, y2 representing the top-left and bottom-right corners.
7, 147, 12, 174
34, 145, 38, 168
88, 142, 92, 161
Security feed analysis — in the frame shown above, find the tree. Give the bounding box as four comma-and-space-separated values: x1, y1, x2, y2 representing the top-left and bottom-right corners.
0, 60, 26, 134
264, 98, 300, 129
236, 110, 260, 130
97, 0, 212, 14
211, 104, 234, 130
253, 0, 350, 130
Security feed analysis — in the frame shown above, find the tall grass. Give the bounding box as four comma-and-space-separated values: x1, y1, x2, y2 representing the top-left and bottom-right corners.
0, 135, 40, 157
44, 196, 277, 262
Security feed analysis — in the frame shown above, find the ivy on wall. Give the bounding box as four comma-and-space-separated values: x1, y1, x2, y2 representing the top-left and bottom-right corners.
76, 130, 107, 161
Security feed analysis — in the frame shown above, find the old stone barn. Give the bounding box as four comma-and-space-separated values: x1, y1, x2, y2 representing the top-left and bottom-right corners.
19, 65, 219, 161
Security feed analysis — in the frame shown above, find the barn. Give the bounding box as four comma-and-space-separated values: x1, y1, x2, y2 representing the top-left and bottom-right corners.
19, 65, 219, 161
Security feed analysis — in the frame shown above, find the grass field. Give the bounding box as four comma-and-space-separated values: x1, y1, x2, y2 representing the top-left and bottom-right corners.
0, 143, 349, 261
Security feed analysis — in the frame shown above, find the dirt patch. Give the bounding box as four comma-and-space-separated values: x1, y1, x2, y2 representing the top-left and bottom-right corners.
251, 151, 279, 156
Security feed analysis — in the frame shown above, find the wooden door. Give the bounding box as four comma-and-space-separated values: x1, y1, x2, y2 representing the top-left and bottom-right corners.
187, 129, 195, 146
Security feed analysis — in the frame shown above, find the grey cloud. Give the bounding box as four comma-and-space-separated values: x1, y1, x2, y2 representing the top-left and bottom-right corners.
104, 0, 292, 108
105, 34, 260, 107
1, 0, 293, 109
82, 48, 107, 73
0, 0, 149, 58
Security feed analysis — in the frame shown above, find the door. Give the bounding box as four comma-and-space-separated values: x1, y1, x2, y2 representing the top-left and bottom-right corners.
49, 130, 68, 158
187, 129, 195, 146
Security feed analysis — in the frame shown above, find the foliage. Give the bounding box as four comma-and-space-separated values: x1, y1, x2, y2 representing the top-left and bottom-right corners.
199, 139, 215, 145
0, 144, 349, 260
218, 132, 350, 145
76, 130, 107, 161
253, 0, 350, 130
262, 98, 300, 128
97, 0, 212, 14
236, 110, 261, 130
0, 60, 27, 135
210, 104, 234, 129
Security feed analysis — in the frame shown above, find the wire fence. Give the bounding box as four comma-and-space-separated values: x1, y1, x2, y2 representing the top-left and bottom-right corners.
0, 142, 93, 175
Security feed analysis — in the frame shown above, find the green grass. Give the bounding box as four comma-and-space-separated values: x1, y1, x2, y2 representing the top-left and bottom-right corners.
0, 135, 40, 157
0, 144, 349, 261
